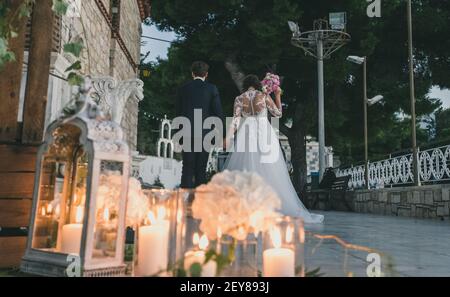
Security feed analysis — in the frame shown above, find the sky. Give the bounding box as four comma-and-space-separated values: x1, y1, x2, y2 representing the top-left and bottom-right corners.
140, 24, 450, 109
141, 25, 176, 62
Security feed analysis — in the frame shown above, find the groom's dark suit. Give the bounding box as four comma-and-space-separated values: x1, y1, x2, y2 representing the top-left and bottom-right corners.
176, 78, 224, 189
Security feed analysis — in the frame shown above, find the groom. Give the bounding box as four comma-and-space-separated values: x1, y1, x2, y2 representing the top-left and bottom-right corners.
176, 61, 224, 189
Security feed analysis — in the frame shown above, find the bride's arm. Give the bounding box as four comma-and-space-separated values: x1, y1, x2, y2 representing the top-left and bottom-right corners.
225, 96, 243, 149
265, 88, 282, 118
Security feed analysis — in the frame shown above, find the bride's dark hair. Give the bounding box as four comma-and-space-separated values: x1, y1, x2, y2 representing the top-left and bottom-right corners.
243, 74, 262, 91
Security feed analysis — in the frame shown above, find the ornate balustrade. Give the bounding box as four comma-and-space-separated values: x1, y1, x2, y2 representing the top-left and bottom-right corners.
337, 144, 450, 189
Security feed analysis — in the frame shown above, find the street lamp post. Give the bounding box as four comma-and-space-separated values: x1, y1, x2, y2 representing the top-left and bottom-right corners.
317, 33, 325, 179
407, 0, 420, 186
363, 57, 369, 189
347, 55, 383, 189
289, 17, 350, 180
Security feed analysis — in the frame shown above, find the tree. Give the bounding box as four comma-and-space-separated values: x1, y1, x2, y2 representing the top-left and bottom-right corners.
142, 0, 449, 196
435, 108, 450, 143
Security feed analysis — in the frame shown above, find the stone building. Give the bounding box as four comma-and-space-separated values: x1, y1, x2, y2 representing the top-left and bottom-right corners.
21, 0, 151, 150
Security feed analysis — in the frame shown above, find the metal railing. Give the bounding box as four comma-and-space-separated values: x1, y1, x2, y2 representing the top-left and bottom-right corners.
337, 144, 450, 189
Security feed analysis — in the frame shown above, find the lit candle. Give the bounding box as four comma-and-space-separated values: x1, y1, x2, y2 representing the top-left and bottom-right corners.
263, 227, 295, 277
60, 206, 84, 254
46, 203, 53, 215
103, 207, 110, 222
137, 208, 170, 276
184, 234, 217, 277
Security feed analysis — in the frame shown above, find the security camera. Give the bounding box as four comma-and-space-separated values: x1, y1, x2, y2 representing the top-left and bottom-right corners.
346, 55, 365, 65
288, 21, 300, 36
368, 95, 384, 106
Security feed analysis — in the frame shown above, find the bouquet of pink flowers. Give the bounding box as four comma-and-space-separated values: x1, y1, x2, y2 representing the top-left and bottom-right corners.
261, 72, 282, 95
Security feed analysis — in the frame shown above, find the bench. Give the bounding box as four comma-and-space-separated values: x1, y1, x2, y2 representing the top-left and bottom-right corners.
307, 175, 352, 211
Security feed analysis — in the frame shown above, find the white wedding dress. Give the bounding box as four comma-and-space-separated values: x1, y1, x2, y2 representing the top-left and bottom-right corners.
224, 88, 324, 224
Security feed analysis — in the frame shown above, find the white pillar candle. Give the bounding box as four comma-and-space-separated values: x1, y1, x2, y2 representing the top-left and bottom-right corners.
263, 248, 295, 277
61, 224, 82, 254
60, 206, 84, 254
184, 250, 217, 277
137, 221, 170, 276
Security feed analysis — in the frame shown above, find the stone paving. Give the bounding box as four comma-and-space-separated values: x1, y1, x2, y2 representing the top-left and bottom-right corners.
303, 211, 450, 277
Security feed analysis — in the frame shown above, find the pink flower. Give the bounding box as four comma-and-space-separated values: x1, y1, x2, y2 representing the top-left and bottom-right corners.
261, 73, 282, 95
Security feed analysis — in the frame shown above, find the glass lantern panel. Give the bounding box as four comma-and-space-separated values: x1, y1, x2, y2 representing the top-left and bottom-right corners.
90, 160, 124, 260
32, 124, 88, 255
57, 150, 88, 255
31, 159, 66, 251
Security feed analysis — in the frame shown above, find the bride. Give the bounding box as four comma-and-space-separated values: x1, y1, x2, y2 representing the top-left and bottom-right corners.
224, 74, 324, 224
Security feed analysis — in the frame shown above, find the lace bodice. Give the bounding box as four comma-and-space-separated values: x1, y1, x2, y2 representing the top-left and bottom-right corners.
231, 89, 282, 132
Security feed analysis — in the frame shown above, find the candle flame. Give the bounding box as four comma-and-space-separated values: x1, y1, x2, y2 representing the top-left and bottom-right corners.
270, 227, 282, 249
199, 234, 209, 251
249, 211, 263, 228
193, 233, 200, 246
237, 226, 246, 239
41, 206, 46, 217
55, 204, 61, 218
103, 207, 110, 222
147, 210, 156, 225
176, 209, 183, 223
46, 203, 53, 215
299, 225, 305, 244
75, 206, 84, 224
157, 206, 166, 221
286, 226, 294, 244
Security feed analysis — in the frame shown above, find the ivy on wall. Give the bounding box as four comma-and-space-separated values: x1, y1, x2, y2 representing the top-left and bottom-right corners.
0, 0, 84, 86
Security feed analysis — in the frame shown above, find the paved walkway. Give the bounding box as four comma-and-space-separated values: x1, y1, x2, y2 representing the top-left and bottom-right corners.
303, 211, 450, 277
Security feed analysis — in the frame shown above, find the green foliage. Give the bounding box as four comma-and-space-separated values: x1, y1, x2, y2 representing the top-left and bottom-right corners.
52, 0, 69, 16
142, 0, 449, 175
67, 72, 84, 86
163, 248, 232, 277
305, 267, 325, 277
434, 108, 450, 143
188, 263, 202, 277
1, 0, 85, 90
205, 249, 232, 275
0, 0, 34, 69
64, 40, 84, 58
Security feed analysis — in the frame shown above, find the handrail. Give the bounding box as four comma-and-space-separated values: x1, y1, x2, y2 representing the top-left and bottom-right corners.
337, 144, 450, 189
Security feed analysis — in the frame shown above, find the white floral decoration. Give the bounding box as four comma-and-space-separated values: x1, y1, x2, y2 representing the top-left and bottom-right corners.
126, 177, 149, 226
192, 170, 282, 240
96, 171, 122, 210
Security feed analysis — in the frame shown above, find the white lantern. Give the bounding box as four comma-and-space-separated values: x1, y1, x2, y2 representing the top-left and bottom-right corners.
21, 91, 130, 277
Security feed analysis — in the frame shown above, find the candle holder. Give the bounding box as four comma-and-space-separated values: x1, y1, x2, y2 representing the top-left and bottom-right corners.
219, 235, 259, 277
133, 189, 178, 276
172, 189, 224, 277
21, 94, 130, 277
262, 216, 305, 277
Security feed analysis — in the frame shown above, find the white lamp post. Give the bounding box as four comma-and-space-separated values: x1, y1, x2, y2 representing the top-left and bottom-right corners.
347, 55, 383, 189
289, 17, 350, 180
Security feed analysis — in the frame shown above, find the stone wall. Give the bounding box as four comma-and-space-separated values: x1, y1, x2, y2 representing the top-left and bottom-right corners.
307, 185, 450, 220
77, 0, 142, 149
119, 0, 142, 63
80, 0, 111, 76
354, 185, 450, 219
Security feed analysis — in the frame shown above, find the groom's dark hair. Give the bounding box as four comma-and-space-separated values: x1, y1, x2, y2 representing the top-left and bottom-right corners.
191, 61, 209, 77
